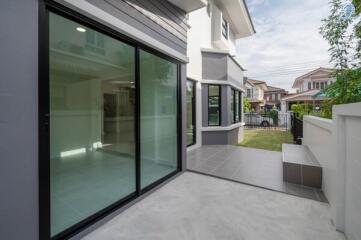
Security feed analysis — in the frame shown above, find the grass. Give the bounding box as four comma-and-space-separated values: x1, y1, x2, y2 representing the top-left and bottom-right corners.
238, 129, 294, 152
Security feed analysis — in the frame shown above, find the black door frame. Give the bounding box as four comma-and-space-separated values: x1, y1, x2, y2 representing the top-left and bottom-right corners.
38, 1, 182, 239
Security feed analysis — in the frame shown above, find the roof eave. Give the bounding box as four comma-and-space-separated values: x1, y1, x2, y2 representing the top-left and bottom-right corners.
167, 0, 207, 13
215, 0, 256, 39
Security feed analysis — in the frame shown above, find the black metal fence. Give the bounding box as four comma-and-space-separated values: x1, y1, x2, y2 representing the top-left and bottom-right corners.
244, 112, 290, 130
291, 113, 303, 144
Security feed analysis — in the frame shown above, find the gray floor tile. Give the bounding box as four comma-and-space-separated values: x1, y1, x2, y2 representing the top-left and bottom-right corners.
212, 157, 242, 177
187, 145, 328, 203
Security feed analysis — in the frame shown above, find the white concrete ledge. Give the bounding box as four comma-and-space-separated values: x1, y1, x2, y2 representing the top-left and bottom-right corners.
201, 122, 245, 132
201, 48, 230, 55
333, 102, 361, 117
304, 115, 333, 132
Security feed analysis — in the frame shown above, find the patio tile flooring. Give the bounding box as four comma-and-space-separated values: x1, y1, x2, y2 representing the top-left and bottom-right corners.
187, 145, 327, 202
83, 172, 344, 240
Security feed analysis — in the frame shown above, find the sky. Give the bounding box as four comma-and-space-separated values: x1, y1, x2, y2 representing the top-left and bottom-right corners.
236, 0, 333, 92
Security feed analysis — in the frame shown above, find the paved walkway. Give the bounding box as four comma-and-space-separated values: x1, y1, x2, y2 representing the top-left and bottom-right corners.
83, 172, 344, 240
187, 145, 327, 202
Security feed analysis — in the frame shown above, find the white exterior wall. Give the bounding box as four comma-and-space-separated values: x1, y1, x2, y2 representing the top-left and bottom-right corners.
303, 116, 336, 217
187, 6, 212, 81
187, 0, 237, 81
297, 76, 336, 92
226, 26, 237, 55
303, 79, 310, 91
252, 86, 264, 100
344, 116, 361, 240
303, 102, 361, 240
187, 4, 212, 149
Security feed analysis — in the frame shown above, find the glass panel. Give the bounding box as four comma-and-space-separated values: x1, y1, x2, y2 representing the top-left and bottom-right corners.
239, 92, 243, 122
186, 80, 195, 146
222, 18, 228, 39
140, 50, 178, 189
235, 90, 239, 122
49, 13, 136, 236
231, 89, 235, 124
208, 85, 220, 126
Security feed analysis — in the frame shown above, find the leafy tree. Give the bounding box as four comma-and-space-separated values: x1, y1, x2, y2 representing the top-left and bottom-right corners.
353, 0, 361, 14
320, 0, 353, 69
269, 106, 279, 125
291, 103, 313, 118
326, 68, 361, 103
243, 96, 250, 113
320, 0, 361, 107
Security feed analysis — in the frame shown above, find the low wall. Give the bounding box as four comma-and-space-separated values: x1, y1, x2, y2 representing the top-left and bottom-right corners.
303, 102, 361, 240
303, 116, 336, 217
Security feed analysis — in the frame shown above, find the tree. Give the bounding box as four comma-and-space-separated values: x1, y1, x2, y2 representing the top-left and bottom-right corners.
320, 0, 361, 106
320, 0, 353, 69
243, 96, 250, 113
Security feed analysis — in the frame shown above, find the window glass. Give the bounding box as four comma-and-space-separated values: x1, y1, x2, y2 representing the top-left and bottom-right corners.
186, 80, 196, 146
208, 85, 221, 126
140, 50, 178, 189
49, 12, 136, 236
235, 90, 240, 122
231, 89, 235, 124
239, 91, 243, 122
222, 18, 229, 39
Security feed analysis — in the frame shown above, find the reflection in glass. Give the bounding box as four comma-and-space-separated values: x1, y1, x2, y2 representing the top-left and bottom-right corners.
187, 80, 195, 146
208, 85, 220, 126
49, 13, 136, 236
231, 89, 235, 124
235, 91, 240, 122
140, 50, 178, 188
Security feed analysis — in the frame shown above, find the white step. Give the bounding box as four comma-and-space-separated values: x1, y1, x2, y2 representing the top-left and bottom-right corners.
282, 144, 322, 188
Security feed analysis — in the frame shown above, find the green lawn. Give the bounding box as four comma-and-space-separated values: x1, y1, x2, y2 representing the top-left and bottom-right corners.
238, 129, 294, 152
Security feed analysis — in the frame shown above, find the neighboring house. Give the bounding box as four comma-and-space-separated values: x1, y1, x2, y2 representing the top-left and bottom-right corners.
186, 0, 255, 148
1, 1, 206, 240
264, 86, 288, 110
245, 79, 267, 112
281, 67, 335, 112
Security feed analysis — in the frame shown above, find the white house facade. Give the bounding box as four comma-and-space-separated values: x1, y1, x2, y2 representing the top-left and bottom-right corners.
281, 67, 335, 112
245, 79, 267, 112
186, 0, 255, 150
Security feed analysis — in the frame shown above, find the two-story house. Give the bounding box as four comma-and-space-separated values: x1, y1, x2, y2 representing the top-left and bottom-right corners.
244, 78, 267, 112
281, 67, 335, 112
186, 0, 255, 149
264, 86, 288, 110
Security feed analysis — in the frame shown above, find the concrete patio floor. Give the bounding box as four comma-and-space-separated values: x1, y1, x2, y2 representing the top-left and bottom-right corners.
83, 172, 344, 240
187, 145, 327, 202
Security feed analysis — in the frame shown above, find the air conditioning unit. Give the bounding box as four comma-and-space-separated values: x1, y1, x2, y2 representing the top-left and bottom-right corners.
211, 5, 229, 50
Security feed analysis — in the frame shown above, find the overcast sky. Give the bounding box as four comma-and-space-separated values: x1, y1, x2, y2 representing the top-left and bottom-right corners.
236, 0, 333, 92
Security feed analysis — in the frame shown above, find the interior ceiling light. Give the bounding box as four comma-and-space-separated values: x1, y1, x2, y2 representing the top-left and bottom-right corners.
76, 27, 86, 32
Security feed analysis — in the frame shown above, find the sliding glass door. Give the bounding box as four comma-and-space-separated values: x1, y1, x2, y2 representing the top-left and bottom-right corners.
49, 12, 137, 236
140, 50, 179, 189
46, 11, 180, 239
